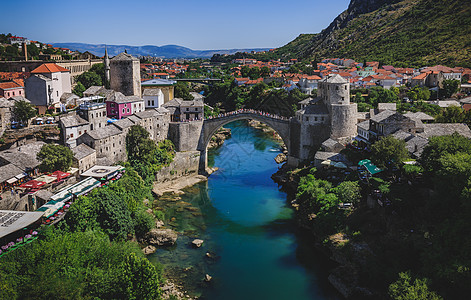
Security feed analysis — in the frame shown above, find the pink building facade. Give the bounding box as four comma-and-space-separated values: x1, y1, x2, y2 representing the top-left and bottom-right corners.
0, 82, 25, 98
106, 94, 144, 119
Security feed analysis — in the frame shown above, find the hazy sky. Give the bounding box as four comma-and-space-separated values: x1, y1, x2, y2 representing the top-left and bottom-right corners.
3, 0, 350, 49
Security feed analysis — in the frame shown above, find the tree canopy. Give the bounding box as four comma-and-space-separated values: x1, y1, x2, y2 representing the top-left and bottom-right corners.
12, 100, 36, 125
371, 136, 409, 169
37, 144, 74, 173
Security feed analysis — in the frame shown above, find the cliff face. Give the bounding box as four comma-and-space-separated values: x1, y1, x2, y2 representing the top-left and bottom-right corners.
278, 0, 471, 67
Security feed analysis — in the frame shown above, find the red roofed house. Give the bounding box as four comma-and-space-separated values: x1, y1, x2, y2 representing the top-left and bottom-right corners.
234, 78, 250, 86
299, 75, 321, 94
0, 81, 25, 98
25, 63, 72, 114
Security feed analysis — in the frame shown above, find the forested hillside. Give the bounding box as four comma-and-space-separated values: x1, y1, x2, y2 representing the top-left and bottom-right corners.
276, 0, 471, 67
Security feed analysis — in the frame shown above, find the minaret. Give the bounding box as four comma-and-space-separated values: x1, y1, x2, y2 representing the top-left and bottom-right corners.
104, 45, 110, 85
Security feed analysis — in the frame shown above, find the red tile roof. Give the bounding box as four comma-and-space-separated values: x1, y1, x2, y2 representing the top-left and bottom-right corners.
31, 63, 70, 74
0, 81, 23, 90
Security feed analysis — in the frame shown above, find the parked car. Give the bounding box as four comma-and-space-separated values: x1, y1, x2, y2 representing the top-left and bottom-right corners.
11, 121, 24, 129
46, 117, 55, 124
34, 118, 44, 125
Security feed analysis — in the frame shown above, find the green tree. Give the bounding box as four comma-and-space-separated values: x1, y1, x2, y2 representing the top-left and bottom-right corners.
76, 71, 102, 88
26, 43, 40, 58
419, 133, 471, 173
133, 208, 155, 237
371, 136, 409, 169
126, 125, 152, 161
335, 181, 361, 204
240, 65, 250, 78
174, 82, 194, 100
72, 81, 86, 97
441, 79, 460, 98
12, 100, 36, 125
248, 67, 261, 79
260, 66, 270, 77
435, 105, 468, 123
120, 253, 162, 300
389, 271, 442, 300
37, 144, 74, 172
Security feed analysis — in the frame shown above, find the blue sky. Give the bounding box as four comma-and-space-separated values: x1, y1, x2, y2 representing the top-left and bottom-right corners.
3, 0, 350, 50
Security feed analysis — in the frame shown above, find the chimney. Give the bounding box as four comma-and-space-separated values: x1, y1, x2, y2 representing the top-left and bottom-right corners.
23, 43, 28, 61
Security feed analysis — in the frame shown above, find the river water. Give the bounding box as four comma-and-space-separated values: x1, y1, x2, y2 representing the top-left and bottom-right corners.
149, 121, 341, 300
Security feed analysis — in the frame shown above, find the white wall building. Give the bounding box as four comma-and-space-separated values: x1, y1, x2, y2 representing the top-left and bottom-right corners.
143, 88, 164, 109
25, 63, 71, 114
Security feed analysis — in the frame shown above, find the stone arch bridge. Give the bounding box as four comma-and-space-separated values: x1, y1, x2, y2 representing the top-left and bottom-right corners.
197, 112, 293, 171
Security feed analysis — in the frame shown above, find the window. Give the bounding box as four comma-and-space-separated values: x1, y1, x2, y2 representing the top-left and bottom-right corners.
122, 108, 125, 114
152, 100, 155, 106
84, 130, 87, 133
315, 117, 318, 121
186, 108, 189, 111
79, 131, 81, 135
57, 91, 59, 97
336, 86, 339, 90
148, 100, 151, 106
12, 91, 15, 96
127, 108, 130, 113
70, 133, 74, 138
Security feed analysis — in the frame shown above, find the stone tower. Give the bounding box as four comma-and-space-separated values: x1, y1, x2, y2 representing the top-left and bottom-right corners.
294, 74, 358, 161
104, 46, 110, 85
110, 52, 141, 98
318, 74, 358, 140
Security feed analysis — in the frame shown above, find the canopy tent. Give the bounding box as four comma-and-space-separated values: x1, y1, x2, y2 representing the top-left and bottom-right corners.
19, 180, 46, 189
358, 159, 382, 175
321, 160, 332, 166
0, 210, 44, 239
50, 170, 71, 181
35, 175, 56, 184
332, 161, 348, 169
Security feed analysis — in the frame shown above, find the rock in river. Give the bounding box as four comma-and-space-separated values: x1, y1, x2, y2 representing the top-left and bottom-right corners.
274, 153, 287, 164
142, 245, 157, 255
146, 229, 178, 246
192, 239, 204, 248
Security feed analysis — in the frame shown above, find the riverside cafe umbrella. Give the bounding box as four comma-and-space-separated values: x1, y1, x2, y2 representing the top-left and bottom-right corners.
50, 170, 71, 181
19, 180, 46, 189
358, 159, 382, 175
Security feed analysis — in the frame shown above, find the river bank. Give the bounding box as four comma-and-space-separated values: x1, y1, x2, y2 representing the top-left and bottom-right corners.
271, 164, 382, 299
147, 120, 341, 300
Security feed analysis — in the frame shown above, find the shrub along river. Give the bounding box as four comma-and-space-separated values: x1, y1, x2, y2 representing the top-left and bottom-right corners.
148, 120, 341, 299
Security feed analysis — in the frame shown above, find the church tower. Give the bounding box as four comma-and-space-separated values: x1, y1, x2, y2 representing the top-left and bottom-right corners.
104, 46, 110, 86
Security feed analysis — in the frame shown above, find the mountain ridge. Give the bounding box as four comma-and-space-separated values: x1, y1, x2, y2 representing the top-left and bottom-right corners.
276, 0, 471, 67
51, 42, 271, 59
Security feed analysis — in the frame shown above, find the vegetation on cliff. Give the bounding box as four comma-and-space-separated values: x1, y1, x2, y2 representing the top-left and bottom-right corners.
276, 0, 471, 67
292, 133, 471, 298
0, 126, 177, 299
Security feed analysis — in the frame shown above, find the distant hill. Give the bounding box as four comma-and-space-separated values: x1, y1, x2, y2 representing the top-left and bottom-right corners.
51, 43, 271, 59
276, 0, 471, 67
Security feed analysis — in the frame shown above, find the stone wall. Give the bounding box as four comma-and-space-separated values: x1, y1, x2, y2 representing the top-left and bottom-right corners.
110, 60, 141, 97
330, 103, 358, 140
168, 121, 203, 152
154, 151, 201, 183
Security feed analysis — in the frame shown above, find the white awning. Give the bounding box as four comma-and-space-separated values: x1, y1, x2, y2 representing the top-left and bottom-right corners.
15, 174, 26, 180
6, 178, 17, 184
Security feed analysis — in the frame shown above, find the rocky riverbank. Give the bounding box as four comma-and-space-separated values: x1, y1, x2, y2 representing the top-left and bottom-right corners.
271, 164, 378, 299
208, 127, 231, 149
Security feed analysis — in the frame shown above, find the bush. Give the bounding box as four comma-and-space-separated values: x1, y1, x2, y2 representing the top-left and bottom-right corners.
134, 208, 155, 237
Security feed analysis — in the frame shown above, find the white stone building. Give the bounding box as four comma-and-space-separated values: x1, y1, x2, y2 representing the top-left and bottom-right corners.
143, 88, 164, 109
25, 63, 72, 114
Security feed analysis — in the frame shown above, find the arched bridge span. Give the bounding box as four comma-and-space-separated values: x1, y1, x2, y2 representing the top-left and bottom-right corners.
197, 111, 292, 171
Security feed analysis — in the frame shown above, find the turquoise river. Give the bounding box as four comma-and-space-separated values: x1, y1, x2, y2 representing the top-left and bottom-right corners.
149, 121, 341, 300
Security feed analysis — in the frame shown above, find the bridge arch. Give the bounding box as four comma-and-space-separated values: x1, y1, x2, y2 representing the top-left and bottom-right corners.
198, 112, 291, 171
